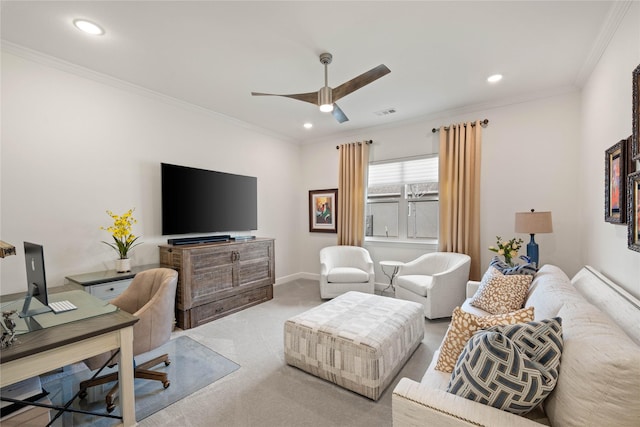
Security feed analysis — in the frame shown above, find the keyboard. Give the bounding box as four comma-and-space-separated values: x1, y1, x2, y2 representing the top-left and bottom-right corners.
49, 300, 77, 314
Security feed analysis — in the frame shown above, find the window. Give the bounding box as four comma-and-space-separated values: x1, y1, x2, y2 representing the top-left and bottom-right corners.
365, 156, 438, 242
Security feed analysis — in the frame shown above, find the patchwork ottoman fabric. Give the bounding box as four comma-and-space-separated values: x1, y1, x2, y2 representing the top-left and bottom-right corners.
284, 291, 424, 400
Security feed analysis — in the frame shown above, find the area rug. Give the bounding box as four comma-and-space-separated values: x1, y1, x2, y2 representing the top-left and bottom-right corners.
40, 335, 240, 426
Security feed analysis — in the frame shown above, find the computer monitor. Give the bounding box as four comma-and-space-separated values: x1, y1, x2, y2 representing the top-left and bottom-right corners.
19, 242, 52, 318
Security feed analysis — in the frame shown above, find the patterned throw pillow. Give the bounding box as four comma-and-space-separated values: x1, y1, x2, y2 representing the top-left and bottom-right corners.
481, 265, 502, 281
490, 256, 537, 275
434, 306, 535, 373
448, 318, 563, 415
470, 272, 533, 314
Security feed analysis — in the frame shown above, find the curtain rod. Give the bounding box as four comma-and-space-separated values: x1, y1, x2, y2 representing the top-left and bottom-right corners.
336, 140, 373, 149
431, 119, 489, 133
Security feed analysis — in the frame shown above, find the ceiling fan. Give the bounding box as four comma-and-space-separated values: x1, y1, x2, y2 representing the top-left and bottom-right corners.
251, 53, 391, 123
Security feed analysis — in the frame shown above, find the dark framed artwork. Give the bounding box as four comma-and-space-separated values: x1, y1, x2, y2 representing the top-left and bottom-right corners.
628, 171, 640, 252
605, 140, 626, 224
633, 64, 640, 161
626, 135, 636, 175
309, 189, 338, 233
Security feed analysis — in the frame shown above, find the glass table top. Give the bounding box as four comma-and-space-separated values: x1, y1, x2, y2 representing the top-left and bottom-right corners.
0, 290, 118, 336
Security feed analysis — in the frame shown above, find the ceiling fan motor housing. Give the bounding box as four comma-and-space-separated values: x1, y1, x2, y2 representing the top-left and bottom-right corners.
319, 52, 333, 65
318, 86, 333, 111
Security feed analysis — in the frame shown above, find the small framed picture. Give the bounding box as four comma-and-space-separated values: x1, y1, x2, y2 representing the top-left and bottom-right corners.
605, 140, 626, 224
309, 189, 338, 233
628, 171, 640, 252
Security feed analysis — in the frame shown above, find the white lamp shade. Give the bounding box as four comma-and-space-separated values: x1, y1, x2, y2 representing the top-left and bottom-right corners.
515, 211, 553, 234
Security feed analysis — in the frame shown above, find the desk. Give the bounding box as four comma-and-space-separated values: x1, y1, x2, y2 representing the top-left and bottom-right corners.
380, 260, 404, 295
0, 288, 138, 426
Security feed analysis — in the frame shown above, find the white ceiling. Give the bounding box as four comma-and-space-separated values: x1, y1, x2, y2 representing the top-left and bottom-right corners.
0, 1, 621, 143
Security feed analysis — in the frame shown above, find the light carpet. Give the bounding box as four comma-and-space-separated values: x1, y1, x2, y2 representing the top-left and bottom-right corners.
41, 335, 240, 426
138, 280, 450, 427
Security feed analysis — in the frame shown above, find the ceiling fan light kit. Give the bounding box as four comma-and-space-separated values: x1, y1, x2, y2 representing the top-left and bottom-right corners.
318, 87, 333, 112
251, 52, 390, 123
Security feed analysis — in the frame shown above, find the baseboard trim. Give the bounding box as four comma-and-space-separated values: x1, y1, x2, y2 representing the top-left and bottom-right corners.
275, 273, 306, 286
276, 273, 388, 292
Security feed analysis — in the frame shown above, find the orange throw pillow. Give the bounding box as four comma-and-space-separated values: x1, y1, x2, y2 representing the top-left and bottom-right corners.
434, 306, 535, 373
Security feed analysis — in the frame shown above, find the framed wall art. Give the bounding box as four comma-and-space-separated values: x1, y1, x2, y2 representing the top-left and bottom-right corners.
633, 64, 640, 161
605, 140, 626, 224
309, 189, 338, 233
626, 135, 636, 175
628, 171, 640, 252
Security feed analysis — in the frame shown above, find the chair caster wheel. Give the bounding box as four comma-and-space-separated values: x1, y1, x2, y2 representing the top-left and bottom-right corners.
163, 380, 170, 389
79, 390, 87, 399
164, 360, 171, 366
107, 404, 116, 413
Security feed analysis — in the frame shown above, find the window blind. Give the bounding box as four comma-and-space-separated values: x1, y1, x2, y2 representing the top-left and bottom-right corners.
368, 157, 438, 186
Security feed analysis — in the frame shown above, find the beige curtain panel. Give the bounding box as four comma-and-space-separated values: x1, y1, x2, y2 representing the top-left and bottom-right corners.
438, 121, 482, 280
338, 142, 370, 246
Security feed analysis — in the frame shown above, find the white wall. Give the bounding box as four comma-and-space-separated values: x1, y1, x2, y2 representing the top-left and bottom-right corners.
299, 91, 583, 285
1, 50, 302, 294
298, 3, 640, 298
581, 2, 640, 297
3, 2, 637, 299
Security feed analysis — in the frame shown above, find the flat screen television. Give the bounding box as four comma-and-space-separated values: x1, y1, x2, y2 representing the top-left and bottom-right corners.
161, 163, 258, 235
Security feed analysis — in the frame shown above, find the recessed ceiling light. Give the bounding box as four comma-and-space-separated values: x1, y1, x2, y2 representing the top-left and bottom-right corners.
73, 19, 105, 35
303, 123, 313, 129
487, 74, 503, 83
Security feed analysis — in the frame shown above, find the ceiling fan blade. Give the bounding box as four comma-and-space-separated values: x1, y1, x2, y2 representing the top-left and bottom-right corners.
332, 103, 349, 123
332, 64, 391, 102
251, 91, 318, 105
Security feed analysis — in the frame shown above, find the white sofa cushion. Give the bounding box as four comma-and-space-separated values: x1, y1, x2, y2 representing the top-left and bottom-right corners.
525, 265, 585, 320
327, 266, 369, 283
544, 301, 640, 426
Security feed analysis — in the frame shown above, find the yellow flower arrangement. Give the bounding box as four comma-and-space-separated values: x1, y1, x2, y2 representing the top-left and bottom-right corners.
101, 209, 142, 259
488, 236, 523, 266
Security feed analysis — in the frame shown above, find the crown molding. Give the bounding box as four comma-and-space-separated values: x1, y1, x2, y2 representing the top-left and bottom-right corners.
1, 41, 296, 144
575, 0, 633, 86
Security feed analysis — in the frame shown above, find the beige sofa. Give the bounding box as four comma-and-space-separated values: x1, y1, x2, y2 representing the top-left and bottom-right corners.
392, 265, 640, 427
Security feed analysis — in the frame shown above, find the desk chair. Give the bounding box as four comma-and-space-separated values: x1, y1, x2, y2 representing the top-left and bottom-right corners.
79, 268, 178, 412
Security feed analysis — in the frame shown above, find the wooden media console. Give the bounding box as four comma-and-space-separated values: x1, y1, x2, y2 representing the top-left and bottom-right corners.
159, 238, 275, 329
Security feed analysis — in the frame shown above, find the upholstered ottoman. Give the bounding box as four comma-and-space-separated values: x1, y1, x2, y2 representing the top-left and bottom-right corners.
284, 291, 424, 400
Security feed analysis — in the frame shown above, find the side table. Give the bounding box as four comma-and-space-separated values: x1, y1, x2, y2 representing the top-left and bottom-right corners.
380, 260, 404, 295
65, 263, 160, 301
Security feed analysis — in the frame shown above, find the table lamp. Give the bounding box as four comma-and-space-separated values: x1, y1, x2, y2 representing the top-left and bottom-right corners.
515, 209, 553, 268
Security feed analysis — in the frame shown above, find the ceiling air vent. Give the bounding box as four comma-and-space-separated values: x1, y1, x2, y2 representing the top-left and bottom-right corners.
374, 108, 397, 116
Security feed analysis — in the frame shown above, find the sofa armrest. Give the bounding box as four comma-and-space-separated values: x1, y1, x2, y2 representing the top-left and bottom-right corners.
392, 378, 541, 427
466, 280, 481, 299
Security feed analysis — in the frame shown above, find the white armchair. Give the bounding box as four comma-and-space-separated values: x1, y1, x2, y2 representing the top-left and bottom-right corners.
395, 252, 471, 319
319, 246, 375, 299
